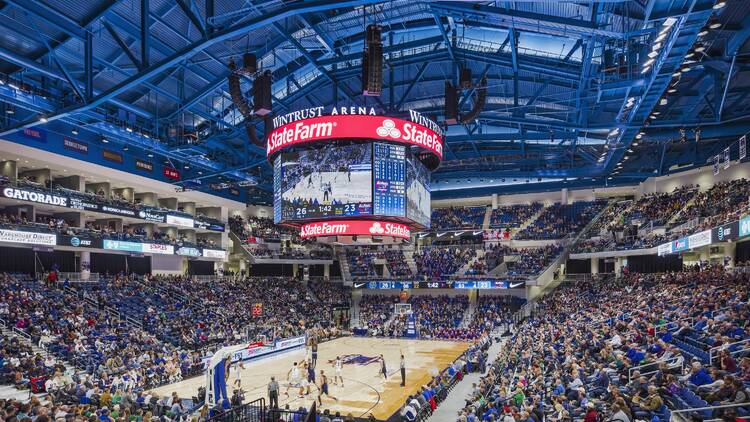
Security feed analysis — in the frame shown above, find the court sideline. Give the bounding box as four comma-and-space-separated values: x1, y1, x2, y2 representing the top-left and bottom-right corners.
426, 337, 506, 421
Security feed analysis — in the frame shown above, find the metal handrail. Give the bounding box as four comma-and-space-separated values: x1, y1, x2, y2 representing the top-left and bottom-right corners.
628, 355, 683, 381
709, 338, 750, 365
654, 315, 694, 331
669, 401, 750, 415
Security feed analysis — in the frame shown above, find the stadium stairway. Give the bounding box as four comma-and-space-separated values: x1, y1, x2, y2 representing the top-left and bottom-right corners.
229, 231, 256, 262
0, 324, 74, 400
482, 206, 492, 229
667, 194, 698, 226
513, 206, 546, 237
337, 249, 353, 282
404, 249, 419, 276
426, 337, 506, 422
456, 249, 485, 276
460, 298, 477, 329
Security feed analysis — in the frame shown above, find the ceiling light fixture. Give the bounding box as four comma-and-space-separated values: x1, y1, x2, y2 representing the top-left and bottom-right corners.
713, 1, 726, 10
39, 117, 48, 123
698, 28, 709, 37
71, 129, 79, 135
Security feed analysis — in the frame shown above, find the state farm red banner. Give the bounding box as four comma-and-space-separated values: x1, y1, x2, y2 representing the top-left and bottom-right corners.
267, 115, 443, 160
299, 219, 411, 239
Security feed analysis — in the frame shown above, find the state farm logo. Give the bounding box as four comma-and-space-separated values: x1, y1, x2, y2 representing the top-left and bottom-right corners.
369, 222, 410, 238
369, 222, 385, 234
376, 120, 401, 138
300, 222, 350, 238
268, 120, 335, 153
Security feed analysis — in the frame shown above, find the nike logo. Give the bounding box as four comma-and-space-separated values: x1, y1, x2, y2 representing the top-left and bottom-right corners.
354, 282, 367, 288
509, 281, 524, 288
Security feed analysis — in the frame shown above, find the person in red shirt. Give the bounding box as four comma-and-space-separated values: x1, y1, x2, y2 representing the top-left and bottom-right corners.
583, 402, 598, 422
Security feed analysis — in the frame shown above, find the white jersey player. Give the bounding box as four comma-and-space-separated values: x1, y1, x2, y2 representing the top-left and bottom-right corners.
333, 356, 344, 387
285, 361, 301, 395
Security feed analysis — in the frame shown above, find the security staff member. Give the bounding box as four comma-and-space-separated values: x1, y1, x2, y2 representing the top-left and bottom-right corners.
400, 354, 406, 387
268, 376, 279, 409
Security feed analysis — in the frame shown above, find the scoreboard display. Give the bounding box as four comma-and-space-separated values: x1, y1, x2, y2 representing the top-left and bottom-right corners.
354, 280, 523, 289
373, 143, 406, 217
277, 143, 373, 221
273, 141, 432, 228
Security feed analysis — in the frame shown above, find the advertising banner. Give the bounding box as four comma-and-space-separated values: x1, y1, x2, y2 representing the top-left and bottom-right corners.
141, 243, 175, 255
712, 221, 739, 242
177, 246, 201, 257
103, 240, 144, 252
267, 115, 443, 160
209, 335, 306, 366
166, 214, 194, 228
57, 235, 101, 249
202, 249, 227, 259
299, 219, 411, 239
657, 242, 673, 256
63, 138, 88, 154
0, 229, 56, 246
687, 230, 712, 249
740, 215, 750, 237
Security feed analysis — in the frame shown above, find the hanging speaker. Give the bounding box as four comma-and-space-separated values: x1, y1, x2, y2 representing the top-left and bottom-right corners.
444, 82, 458, 125
362, 43, 382, 96
242, 53, 257, 75
459, 68, 472, 89
361, 24, 382, 96
253, 70, 272, 116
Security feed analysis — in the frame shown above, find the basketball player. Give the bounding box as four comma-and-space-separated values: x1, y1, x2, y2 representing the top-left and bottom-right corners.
317, 370, 338, 405
285, 362, 301, 396
323, 182, 332, 203
311, 342, 318, 368
332, 356, 344, 387
232, 361, 246, 390
379, 354, 388, 379
399, 353, 406, 387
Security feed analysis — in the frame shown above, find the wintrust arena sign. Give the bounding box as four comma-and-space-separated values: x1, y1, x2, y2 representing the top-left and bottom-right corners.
267, 113, 443, 161
299, 220, 411, 240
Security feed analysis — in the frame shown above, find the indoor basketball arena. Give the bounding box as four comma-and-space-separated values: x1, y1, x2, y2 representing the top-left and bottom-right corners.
0, 1, 748, 422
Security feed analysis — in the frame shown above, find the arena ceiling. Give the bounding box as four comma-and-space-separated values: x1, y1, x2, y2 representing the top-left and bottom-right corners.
0, 0, 747, 200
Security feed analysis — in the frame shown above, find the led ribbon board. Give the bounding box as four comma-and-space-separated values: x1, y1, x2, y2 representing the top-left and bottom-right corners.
267, 114, 443, 165
298, 219, 411, 239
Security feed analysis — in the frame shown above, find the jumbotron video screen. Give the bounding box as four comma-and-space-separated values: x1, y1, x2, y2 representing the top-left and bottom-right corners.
406, 151, 431, 227
277, 143, 373, 221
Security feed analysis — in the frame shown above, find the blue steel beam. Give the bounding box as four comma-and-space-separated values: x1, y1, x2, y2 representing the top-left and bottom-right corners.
9, 1, 384, 134
141, 0, 150, 68
174, 0, 206, 37
0, 46, 151, 118
433, 13, 456, 63
102, 20, 141, 69
431, 1, 627, 39
727, 12, 750, 56
84, 30, 93, 101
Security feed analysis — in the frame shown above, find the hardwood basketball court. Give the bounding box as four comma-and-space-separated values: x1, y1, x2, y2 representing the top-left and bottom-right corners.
150, 337, 470, 420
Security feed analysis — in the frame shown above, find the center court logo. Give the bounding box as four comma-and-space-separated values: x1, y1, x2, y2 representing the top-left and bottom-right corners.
328, 354, 380, 366
376, 119, 401, 138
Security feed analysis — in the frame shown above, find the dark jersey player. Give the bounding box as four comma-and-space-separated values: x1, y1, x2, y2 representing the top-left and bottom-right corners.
317, 370, 337, 405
